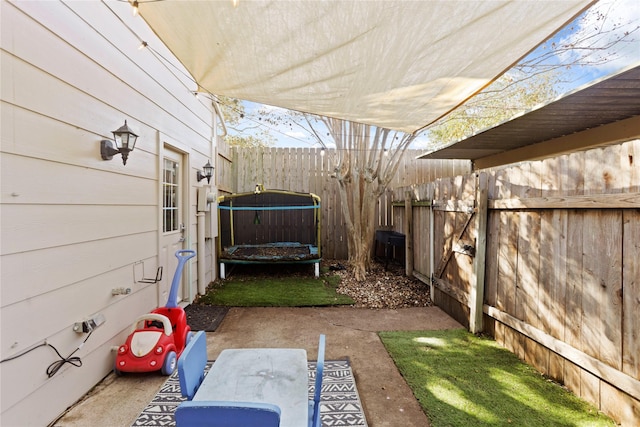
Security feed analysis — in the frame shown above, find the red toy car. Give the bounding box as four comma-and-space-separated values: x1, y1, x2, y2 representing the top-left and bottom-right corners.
114, 250, 196, 375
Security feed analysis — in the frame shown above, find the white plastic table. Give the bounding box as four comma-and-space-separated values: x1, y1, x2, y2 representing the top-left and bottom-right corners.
193, 348, 309, 427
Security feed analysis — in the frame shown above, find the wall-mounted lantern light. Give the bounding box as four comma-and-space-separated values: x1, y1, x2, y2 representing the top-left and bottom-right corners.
196, 161, 214, 184
100, 120, 139, 165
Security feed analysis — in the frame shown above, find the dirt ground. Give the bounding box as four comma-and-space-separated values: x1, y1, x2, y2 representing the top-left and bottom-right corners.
329, 259, 433, 309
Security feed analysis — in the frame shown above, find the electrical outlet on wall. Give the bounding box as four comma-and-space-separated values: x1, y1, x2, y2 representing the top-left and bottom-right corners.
73, 313, 106, 333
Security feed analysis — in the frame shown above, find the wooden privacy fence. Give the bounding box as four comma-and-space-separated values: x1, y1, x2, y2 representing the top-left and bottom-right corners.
390, 139, 640, 426
222, 147, 470, 259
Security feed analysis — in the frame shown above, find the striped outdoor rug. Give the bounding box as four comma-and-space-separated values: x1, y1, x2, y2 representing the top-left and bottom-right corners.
132, 359, 367, 426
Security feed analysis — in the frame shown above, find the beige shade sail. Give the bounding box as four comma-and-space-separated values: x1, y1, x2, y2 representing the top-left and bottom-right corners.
138, 0, 593, 134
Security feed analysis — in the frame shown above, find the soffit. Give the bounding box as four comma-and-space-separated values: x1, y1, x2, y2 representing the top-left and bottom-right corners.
418, 63, 640, 160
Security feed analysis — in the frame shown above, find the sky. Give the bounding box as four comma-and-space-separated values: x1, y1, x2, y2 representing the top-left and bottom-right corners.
226, 0, 640, 149
547, 0, 640, 90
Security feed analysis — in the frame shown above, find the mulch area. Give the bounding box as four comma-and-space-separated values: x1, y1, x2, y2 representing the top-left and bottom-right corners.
332, 259, 433, 309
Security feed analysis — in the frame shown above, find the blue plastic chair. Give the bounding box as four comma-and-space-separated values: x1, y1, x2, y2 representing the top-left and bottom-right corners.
308, 334, 325, 427
175, 400, 281, 427
177, 330, 207, 400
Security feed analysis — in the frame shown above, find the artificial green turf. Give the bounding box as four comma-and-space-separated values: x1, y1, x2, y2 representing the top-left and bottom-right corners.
198, 271, 354, 307
379, 329, 614, 427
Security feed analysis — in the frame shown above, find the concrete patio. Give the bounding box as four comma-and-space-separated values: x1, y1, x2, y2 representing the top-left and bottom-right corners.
53, 306, 463, 427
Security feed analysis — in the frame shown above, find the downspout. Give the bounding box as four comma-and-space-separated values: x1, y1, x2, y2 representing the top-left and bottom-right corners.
212, 99, 225, 283
196, 97, 226, 296
197, 210, 206, 295
429, 191, 435, 301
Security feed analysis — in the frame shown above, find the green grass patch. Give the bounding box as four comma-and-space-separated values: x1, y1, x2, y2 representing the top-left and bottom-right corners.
198, 269, 354, 307
379, 329, 614, 427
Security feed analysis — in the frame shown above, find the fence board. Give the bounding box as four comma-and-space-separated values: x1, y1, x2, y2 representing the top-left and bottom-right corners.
517, 211, 541, 329
627, 139, 640, 191
564, 209, 584, 393
216, 137, 233, 194
583, 211, 623, 369
501, 211, 519, 316
546, 209, 568, 381
601, 145, 622, 193
413, 205, 429, 276
562, 150, 585, 196
485, 209, 500, 307
538, 211, 553, 334
623, 209, 640, 379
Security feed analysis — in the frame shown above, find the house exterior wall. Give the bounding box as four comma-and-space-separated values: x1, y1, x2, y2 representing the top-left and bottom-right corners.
0, 1, 217, 425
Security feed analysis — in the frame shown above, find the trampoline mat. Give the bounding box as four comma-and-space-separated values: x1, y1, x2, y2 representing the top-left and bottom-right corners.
221, 242, 318, 261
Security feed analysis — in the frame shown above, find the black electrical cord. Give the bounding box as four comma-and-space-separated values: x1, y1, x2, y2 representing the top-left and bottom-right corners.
0, 331, 94, 378
45, 332, 92, 378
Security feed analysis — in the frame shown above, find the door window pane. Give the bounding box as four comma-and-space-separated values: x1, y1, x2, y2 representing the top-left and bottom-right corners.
163, 158, 179, 232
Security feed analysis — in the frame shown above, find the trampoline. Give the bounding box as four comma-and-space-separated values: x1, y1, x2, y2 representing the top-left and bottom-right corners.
217, 188, 321, 277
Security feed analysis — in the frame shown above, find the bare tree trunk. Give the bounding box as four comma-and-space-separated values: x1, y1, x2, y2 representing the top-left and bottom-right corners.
336, 172, 378, 280
325, 119, 415, 280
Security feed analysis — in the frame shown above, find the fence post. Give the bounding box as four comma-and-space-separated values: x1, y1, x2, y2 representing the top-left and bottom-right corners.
428, 182, 435, 301
470, 172, 488, 333
404, 190, 414, 276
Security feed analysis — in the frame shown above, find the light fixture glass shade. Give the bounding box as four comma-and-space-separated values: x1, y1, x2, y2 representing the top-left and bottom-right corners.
112, 120, 139, 165
112, 120, 138, 151
197, 160, 214, 184
202, 161, 214, 178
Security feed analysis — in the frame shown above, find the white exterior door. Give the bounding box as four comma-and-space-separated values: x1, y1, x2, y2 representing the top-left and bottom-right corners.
159, 148, 186, 306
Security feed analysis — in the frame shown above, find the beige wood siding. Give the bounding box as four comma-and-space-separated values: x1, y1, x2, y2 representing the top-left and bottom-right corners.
1, 1, 216, 425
